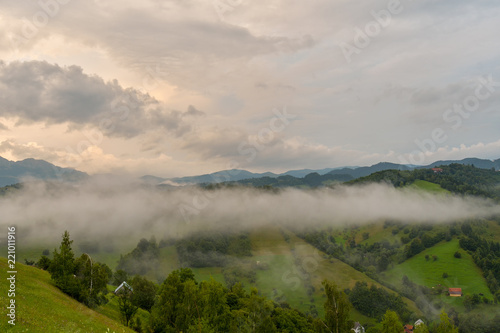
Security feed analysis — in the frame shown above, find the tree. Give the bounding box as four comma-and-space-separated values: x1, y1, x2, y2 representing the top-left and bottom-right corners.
149, 268, 198, 332
118, 291, 138, 327
49, 231, 79, 298
323, 280, 350, 333
414, 322, 430, 333
435, 310, 458, 333
380, 310, 402, 333
37, 255, 51, 270
74, 255, 111, 307
463, 294, 474, 311
130, 275, 157, 312
113, 269, 129, 286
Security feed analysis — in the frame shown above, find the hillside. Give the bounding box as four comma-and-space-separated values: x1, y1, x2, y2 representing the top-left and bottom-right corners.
349, 163, 500, 199
382, 239, 492, 298
140, 157, 500, 186
0, 257, 133, 332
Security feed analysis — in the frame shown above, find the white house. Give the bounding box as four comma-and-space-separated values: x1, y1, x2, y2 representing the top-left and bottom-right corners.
352, 322, 365, 333
114, 281, 133, 294
415, 319, 424, 327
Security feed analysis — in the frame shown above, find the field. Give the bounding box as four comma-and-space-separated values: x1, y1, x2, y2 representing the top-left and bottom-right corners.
381, 238, 493, 313
409, 180, 450, 194
0, 257, 133, 333
248, 227, 422, 322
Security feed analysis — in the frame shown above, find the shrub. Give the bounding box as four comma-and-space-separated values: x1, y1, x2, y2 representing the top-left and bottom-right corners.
454, 251, 462, 258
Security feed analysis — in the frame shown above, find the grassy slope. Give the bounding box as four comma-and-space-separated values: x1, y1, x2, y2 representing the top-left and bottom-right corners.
249, 227, 422, 323
409, 180, 450, 194
0, 258, 133, 333
355, 221, 400, 246
381, 239, 493, 312
96, 294, 150, 330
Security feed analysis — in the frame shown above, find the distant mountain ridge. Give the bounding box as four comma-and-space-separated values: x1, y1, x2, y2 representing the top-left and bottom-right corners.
0, 156, 88, 187
1, 155, 498, 188
143, 157, 500, 186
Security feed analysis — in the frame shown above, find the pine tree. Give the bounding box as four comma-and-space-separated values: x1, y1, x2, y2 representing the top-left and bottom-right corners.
49, 231, 79, 298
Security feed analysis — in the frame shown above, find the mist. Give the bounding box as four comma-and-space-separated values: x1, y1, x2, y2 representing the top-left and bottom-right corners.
1, 178, 499, 247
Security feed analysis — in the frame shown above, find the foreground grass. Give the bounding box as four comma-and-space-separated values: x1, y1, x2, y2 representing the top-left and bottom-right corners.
0, 257, 133, 333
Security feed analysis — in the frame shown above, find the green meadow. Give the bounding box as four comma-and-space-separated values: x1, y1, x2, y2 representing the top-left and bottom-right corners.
0, 257, 133, 333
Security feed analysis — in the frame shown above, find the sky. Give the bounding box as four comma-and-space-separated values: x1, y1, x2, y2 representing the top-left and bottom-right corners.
0, 0, 499, 177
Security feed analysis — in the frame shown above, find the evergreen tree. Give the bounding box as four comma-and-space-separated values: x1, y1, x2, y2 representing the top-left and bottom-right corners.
49, 231, 79, 298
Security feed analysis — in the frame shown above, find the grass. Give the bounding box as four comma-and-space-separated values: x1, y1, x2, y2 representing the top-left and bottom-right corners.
96, 293, 150, 330
355, 221, 401, 246
409, 180, 450, 194
482, 219, 500, 242
381, 238, 493, 312
190, 267, 226, 285
248, 227, 422, 324
249, 227, 314, 313
0, 257, 133, 333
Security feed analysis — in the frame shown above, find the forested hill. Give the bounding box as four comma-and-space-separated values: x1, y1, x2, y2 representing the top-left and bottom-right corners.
220, 172, 353, 188
349, 164, 500, 199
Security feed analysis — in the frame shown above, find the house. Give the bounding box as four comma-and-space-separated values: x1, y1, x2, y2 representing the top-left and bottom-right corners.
449, 288, 462, 297
114, 281, 133, 294
351, 322, 365, 333
414, 319, 424, 327
432, 167, 443, 173
404, 324, 414, 333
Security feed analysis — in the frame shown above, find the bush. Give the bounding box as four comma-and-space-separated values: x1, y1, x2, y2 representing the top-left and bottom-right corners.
442, 272, 448, 278
454, 251, 462, 258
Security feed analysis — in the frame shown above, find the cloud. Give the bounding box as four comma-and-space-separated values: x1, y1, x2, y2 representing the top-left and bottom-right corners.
0, 139, 61, 162
0, 180, 498, 248
0, 60, 204, 138
0, 0, 499, 175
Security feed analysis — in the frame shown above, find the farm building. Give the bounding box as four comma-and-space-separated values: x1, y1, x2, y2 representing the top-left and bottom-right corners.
432, 167, 443, 173
404, 324, 414, 333
448, 288, 462, 297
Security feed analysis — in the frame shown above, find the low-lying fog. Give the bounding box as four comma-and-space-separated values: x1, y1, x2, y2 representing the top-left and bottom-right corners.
1, 178, 499, 247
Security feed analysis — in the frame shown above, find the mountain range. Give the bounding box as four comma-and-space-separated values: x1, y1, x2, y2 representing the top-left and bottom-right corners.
0, 156, 88, 187
145, 157, 500, 186
0, 156, 499, 188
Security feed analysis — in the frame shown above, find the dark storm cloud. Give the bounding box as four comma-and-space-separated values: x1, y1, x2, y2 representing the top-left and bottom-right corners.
0, 60, 203, 138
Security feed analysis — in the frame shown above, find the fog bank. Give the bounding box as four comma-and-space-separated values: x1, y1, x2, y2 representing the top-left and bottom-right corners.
1, 179, 499, 246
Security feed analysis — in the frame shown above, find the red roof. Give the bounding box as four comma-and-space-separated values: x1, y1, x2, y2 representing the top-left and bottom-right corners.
449, 288, 462, 292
